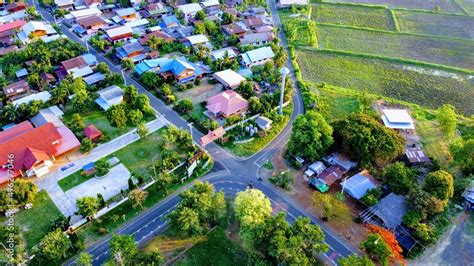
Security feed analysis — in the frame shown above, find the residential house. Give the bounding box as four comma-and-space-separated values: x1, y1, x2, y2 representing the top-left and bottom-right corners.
243, 17, 264, 30
66, 8, 102, 21
83, 72, 105, 86
83, 124, 102, 142
0, 20, 26, 46
59, 55, 93, 79
224, 0, 243, 8
184, 34, 211, 49
213, 69, 246, 89
105, 25, 133, 43
115, 7, 139, 21
381, 109, 415, 130
5, 2, 27, 13
248, 6, 267, 17
210, 47, 238, 61
12, 91, 51, 106
15, 68, 28, 79
341, 170, 377, 200
239, 32, 274, 46
463, 180, 474, 208
138, 30, 174, 46
206, 90, 248, 118
18, 21, 48, 41
145, 2, 172, 18
177, 3, 203, 19
95, 85, 124, 110
241, 46, 275, 67
30, 106, 64, 128
255, 25, 274, 33
160, 15, 180, 29
82, 53, 99, 68
77, 15, 107, 32
40, 73, 57, 86
0, 121, 80, 182
324, 152, 357, 173
2, 80, 29, 100
222, 22, 248, 36
278, 0, 308, 8
304, 161, 326, 179
360, 193, 407, 230
116, 42, 146, 62
405, 145, 430, 165
200, 0, 220, 15
134, 57, 209, 82
83, 0, 103, 8
129, 0, 142, 8
55, 0, 74, 10
124, 18, 150, 30
173, 25, 194, 38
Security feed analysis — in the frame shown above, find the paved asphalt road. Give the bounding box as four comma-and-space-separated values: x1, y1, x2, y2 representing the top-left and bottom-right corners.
28, 1, 360, 264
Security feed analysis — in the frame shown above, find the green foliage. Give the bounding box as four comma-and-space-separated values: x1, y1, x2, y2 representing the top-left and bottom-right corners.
129, 189, 147, 209
313, 192, 351, 223
235, 81, 255, 99
137, 123, 149, 139
107, 105, 128, 128
402, 210, 423, 228
269, 171, 294, 190
360, 233, 393, 266
110, 234, 138, 265
406, 188, 446, 220
121, 58, 135, 70
128, 109, 143, 126
13, 180, 38, 205
450, 138, 474, 174
333, 113, 406, 164
382, 162, 416, 195
175, 99, 194, 114
412, 222, 435, 243
95, 158, 111, 177
97, 62, 110, 74
287, 111, 333, 161
76, 252, 92, 266
76, 196, 99, 217
71, 86, 92, 112
437, 104, 457, 138
38, 228, 71, 261
80, 138, 94, 153
423, 170, 454, 201
338, 254, 375, 266
67, 113, 84, 133
234, 189, 272, 230
360, 187, 382, 206
194, 10, 206, 20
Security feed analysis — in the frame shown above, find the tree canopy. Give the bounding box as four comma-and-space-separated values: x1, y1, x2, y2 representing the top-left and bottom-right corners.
333, 114, 405, 165
436, 104, 457, 138
287, 111, 333, 161
382, 162, 416, 195
423, 170, 454, 201
76, 196, 99, 217
110, 234, 138, 265
39, 229, 71, 261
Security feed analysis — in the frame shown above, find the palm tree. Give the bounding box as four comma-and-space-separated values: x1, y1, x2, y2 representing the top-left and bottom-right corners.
3, 103, 20, 123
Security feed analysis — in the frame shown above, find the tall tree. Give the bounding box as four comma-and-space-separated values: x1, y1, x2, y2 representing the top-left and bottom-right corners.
107, 105, 128, 129
382, 162, 416, 195
423, 170, 454, 201
76, 196, 99, 218
437, 104, 457, 138
360, 233, 393, 266
449, 138, 474, 174
129, 189, 147, 209
13, 180, 38, 205
76, 252, 92, 266
137, 122, 149, 138
39, 229, 71, 261
287, 111, 333, 161
110, 234, 138, 265
339, 255, 375, 266
71, 87, 91, 112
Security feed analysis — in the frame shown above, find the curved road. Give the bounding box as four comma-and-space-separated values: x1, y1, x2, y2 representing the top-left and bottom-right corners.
27, 0, 359, 264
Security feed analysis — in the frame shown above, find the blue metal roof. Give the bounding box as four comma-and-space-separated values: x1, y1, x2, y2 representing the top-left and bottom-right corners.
83, 162, 95, 171
82, 53, 98, 66
162, 15, 179, 28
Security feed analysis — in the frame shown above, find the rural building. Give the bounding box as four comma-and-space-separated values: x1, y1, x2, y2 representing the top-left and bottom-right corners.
241, 46, 275, 67
138, 31, 174, 45
304, 161, 326, 179
341, 170, 377, 200
256, 116, 272, 131
12, 91, 51, 106
222, 22, 248, 36
66, 8, 102, 21
115, 8, 138, 21
278, 0, 308, 8
0, 121, 80, 182
83, 72, 105, 86
55, 0, 74, 10
200, 127, 225, 147
405, 145, 430, 165
83, 0, 102, 8
309, 165, 344, 192
360, 193, 407, 230
240, 32, 274, 46
84, 124, 102, 142
2, 80, 29, 100
210, 47, 238, 61
30, 106, 64, 128
206, 90, 248, 118
116, 42, 145, 62
161, 15, 180, 28
177, 3, 203, 18
184, 34, 211, 49
145, 2, 172, 18
5, 2, 27, 13
95, 85, 124, 110
213, 69, 246, 89
381, 109, 415, 130
243, 17, 265, 29
60, 55, 93, 79
77, 15, 107, 32
324, 152, 357, 173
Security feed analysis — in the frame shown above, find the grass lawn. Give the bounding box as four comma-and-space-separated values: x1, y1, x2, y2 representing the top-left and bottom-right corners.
222, 105, 292, 158
315, 23, 474, 70
0, 191, 62, 250
114, 128, 186, 177
312, 3, 394, 31
76, 159, 213, 246
296, 48, 474, 116
63, 110, 133, 140
39, 0, 54, 5
316, 86, 364, 123
58, 170, 93, 192
176, 227, 247, 266
394, 10, 474, 39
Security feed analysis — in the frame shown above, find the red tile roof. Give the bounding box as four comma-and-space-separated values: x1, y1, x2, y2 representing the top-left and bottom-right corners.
138, 31, 174, 45
0, 20, 27, 34
23, 147, 51, 170
84, 124, 102, 140
200, 127, 225, 146
61, 56, 88, 71
0, 121, 33, 143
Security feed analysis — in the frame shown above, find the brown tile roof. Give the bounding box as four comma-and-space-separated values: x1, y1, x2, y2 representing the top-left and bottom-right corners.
2, 80, 29, 98
61, 56, 87, 71
77, 15, 106, 29
222, 23, 247, 35
138, 31, 174, 45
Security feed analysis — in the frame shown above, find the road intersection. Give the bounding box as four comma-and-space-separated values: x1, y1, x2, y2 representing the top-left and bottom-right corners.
28, 0, 360, 264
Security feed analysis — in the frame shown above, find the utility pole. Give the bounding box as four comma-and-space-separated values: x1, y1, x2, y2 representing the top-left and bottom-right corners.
279, 66, 290, 115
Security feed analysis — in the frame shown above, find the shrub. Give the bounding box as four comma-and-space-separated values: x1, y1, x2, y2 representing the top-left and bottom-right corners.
360, 187, 381, 206
95, 159, 111, 177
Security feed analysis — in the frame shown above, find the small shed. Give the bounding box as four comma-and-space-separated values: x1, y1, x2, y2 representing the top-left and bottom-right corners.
304, 161, 326, 179
360, 193, 407, 230
309, 165, 344, 193
256, 116, 272, 131
15, 68, 28, 78
342, 171, 377, 200
381, 109, 415, 130
405, 145, 430, 165
200, 127, 225, 147
324, 152, 357, 173
82, 162, 95, 175
84, 124, 102, 142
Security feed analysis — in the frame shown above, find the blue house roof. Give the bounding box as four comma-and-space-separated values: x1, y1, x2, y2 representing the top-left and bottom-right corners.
82, 53, 98, 66
161, 58, 195, 75
162, 15, 179, 28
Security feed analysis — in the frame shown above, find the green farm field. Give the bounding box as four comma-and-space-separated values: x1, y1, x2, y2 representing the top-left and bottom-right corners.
296, 48, 474, 116
311, 3, 394, 30
322, 0, 468, 14
394, 10, 474, 39
316, 23, 474, 70
456, 0, 474, 15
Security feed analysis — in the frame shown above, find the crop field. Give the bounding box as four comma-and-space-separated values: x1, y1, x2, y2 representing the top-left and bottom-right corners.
455, 0, 474, 15
394, 10, 474, 39
296, 48, 474, 116
311, 3, 394, 30
279, 10, 318, 47
316, 24, 474, 70
322, 0, 467, 14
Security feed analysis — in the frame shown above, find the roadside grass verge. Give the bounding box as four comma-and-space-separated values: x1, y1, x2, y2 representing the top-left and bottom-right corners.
296, 48, 474, 116
311, 2, 394, 31
0, 191, 62, 250
393, 9, 474, 39
222, 105, 292, 158
315, 23, 474, 70
58, 170, 92, 192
